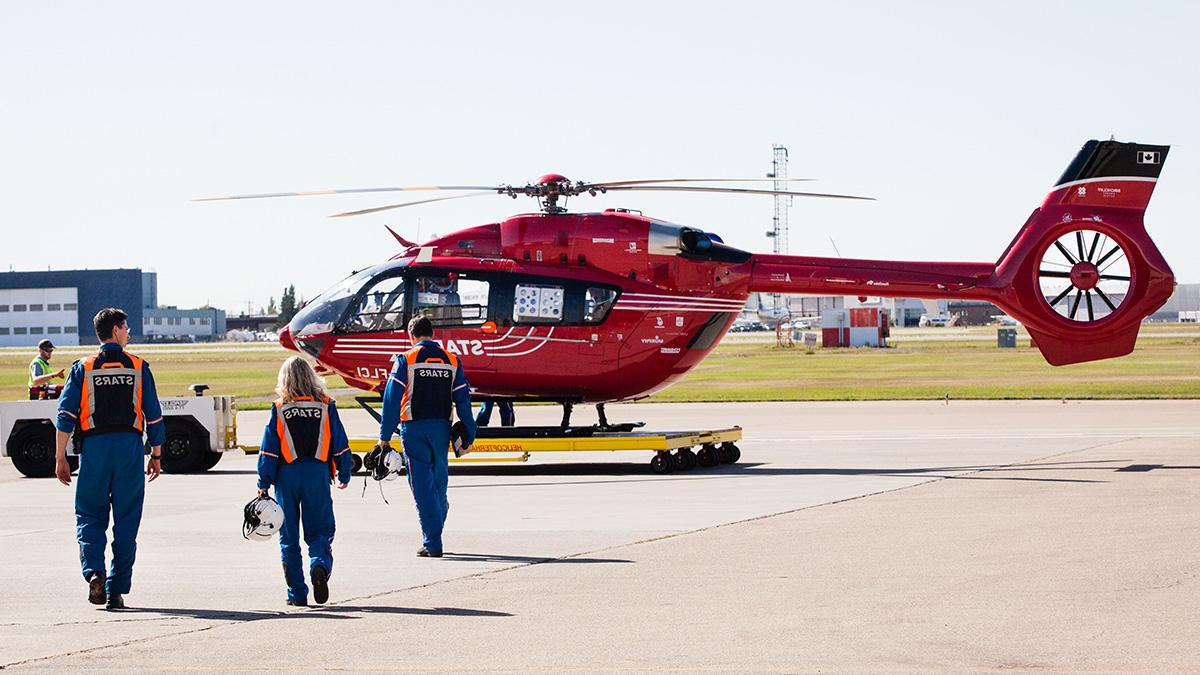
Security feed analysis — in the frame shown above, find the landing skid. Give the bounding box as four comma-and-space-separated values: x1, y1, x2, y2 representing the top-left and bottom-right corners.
558, 402, 645, 433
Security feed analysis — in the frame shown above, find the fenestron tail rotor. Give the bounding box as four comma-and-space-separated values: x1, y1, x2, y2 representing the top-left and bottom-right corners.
196, 173, 873, 216
1038, 228, 1131, 323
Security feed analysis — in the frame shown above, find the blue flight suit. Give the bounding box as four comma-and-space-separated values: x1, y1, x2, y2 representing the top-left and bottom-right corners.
257, 398, 353, 604
56, 342, 165, 597
476, 399, 515, 427
380, 340, 476, 554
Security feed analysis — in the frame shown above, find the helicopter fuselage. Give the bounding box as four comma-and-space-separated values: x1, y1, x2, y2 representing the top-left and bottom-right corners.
285, 210, 754, 402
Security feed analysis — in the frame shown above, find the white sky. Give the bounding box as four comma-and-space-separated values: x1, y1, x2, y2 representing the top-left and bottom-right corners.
2, 1, 1196, 313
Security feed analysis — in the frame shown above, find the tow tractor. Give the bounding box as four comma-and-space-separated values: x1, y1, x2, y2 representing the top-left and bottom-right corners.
2, 391, 741, 478
0, 385, 237, 478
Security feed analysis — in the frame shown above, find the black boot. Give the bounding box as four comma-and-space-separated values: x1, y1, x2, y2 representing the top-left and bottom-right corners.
311, 566, 329, 605
88, 572, 106, 606
105, 594, 125, 610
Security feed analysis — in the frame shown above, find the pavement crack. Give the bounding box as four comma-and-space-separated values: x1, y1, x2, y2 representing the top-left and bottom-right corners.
10, 615, 198, 628
0, 625, 222, 670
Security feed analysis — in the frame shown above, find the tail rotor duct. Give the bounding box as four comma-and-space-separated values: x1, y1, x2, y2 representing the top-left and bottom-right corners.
1037, 228, 1131, 323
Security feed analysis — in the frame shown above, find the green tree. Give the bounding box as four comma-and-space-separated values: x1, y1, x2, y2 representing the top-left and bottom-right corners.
277, 285, 298, 329
266, 296, 277, 315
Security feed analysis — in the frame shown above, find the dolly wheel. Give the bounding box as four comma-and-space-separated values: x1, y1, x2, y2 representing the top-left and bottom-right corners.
717, 443, 734, 464
725, 443, 741, 464
697, 444, 719, 468
650, 452, 674, 474
675, 448, 697, 471
351, 453, 364, 475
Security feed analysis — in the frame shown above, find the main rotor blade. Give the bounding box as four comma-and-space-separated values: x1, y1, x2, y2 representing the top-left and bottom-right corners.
195, 185, 503, 202
589, 177, 816, 188
601, 185, 874, 201
329, 192, 498, 218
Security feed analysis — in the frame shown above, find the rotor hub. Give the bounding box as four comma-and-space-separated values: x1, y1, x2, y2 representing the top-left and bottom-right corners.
1069, 261, 1100, 291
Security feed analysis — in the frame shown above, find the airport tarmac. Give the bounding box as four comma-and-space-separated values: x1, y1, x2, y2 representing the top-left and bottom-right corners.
1, 400, 1197, 673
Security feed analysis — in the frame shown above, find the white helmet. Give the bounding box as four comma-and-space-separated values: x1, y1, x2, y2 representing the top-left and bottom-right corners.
382, 449, 405, 479
243, 495, 284, 541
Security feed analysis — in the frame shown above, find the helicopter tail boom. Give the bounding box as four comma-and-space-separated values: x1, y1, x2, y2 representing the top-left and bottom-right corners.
746, 140, 1175, 366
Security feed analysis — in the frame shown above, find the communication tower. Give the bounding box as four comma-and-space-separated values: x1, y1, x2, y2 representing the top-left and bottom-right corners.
766, 145, 793, 344
766, 144, 791, 256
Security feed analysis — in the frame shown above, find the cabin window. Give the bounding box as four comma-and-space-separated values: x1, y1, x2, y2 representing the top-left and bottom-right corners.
583, 287, 617, 324
413, 274, 490, 327
512, 284, 564, 324
342, 274, 407, 333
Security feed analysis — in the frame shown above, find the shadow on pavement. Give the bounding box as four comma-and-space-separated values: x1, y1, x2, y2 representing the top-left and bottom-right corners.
186, 458, 1197, 485
120, 607, 354, 622
122, 604, 511, 621
314, 605, 512, 617
439, 552, 633, 564
445, 460, 1119, 488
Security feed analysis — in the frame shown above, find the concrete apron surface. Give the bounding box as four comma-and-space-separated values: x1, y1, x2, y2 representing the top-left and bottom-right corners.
0, 400, 1197, 673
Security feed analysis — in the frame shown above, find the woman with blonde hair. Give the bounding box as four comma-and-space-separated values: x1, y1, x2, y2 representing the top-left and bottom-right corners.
256, 356, 353, 606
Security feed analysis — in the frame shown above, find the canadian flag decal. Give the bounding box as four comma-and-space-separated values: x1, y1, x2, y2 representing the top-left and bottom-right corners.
1137, 151, 1160, 165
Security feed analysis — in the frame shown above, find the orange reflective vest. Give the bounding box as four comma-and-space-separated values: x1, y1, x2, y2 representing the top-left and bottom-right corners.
273, 396, 332, 464
398, 344, 459, 422
79, 350, 145, 436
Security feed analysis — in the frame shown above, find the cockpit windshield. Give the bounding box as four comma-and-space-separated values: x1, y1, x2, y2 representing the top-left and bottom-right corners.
289, 260, 409, 338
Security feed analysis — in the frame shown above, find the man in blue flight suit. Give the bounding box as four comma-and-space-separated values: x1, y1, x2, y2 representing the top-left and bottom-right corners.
54, 308, 165, 610
379, 315, 475, 557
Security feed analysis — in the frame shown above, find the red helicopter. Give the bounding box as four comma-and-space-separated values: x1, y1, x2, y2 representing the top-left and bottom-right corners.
201, 139, 1174, 425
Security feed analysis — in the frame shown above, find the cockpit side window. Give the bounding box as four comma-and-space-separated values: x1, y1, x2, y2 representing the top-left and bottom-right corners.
583, 287, 618, 324
340, 274, 407, 334
412, 273, 490, 327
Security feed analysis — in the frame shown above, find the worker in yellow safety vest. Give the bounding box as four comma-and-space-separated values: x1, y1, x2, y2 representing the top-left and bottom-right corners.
28, 339, 65, 399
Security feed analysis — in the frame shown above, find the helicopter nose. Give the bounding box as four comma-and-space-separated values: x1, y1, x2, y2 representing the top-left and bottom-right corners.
278, 325, 297, 351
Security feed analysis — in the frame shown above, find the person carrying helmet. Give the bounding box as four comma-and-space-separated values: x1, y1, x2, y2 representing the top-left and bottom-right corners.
53, 308, 165, 610
28, 338, 66, 399
378, 315, 475, 558
256, 356, 353, 606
